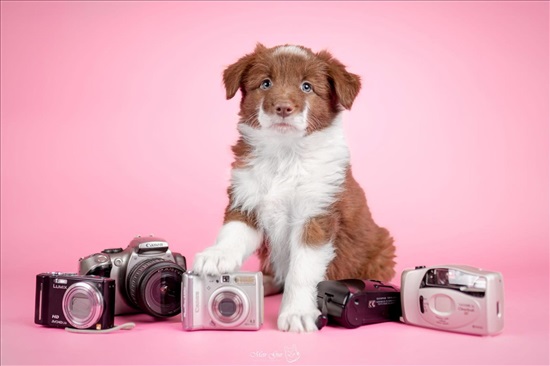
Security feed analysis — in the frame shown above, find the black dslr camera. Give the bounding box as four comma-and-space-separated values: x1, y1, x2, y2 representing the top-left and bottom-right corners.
316, 279, 401, 329
35, 272, 115, 330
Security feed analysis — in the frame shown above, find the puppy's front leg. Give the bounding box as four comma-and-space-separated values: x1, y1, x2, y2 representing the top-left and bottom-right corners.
278, 241, 335, 332
193, 213, 263, 275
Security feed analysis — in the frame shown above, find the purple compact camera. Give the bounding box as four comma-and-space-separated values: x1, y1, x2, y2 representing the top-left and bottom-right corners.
35, 272, 115, 330
316, 279, 401, 329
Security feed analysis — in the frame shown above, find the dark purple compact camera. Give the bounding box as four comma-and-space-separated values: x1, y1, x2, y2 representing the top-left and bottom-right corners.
35, 272, 115, 330
316, 279, 401, 329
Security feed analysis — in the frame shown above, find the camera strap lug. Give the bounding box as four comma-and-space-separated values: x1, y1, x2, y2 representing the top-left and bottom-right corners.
316, 295, 331, 330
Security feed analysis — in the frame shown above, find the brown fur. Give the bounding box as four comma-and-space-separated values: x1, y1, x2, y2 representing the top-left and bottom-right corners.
223, 43, 360, 134
223, 44, 396, 286
299, 168, 396, 281
230, 138, 252, 169
302, 214, 338, 246
325, 169, 396, 281
223, 205, 257, 230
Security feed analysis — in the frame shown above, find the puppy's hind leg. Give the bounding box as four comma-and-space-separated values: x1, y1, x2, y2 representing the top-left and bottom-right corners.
263, 274, 283, 296
362, 227, 396, 282
258, 242, 283, 296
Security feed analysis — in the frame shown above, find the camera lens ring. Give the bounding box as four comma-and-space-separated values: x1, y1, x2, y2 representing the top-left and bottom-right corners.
62, 282, 104, 329
208, 286, 250, 328
140, 267, 182, 317
126, 258, 183, 318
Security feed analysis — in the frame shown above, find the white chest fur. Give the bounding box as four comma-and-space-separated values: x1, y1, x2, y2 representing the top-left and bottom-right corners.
229, 116, 350, 283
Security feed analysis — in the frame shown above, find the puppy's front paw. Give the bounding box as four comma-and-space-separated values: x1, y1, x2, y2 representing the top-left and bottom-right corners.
278, 308, 321, 333
193, 247, 241, 276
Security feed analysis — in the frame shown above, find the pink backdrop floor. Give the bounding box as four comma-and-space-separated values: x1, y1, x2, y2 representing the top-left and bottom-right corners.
1, 1, 548, 364
1, 267, 548, 365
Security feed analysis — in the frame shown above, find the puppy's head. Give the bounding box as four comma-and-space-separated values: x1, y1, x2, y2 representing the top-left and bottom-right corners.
223, 44, 361, 134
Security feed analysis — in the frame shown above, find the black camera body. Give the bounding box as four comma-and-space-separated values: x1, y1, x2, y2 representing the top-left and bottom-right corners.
78, 235, 186, 318
35, 272, 115, 330
316, 279, 401, 329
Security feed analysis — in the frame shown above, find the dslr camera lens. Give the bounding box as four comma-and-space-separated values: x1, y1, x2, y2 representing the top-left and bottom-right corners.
127, 258, 183, 318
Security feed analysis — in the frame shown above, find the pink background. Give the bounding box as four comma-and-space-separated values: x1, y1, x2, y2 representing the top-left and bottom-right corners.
1, 1, 548, 365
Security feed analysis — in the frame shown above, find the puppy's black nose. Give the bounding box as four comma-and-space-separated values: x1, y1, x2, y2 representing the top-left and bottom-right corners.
275, 103, 294, 118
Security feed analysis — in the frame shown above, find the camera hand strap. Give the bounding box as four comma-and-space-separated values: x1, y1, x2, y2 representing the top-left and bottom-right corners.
64, 322, 136, 334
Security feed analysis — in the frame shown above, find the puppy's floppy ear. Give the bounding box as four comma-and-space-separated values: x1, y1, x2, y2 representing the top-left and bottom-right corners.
317, 50, 361, 110
223, 43, 266, 100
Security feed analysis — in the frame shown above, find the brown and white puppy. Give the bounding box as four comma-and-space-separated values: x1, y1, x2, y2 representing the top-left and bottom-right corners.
193, 44, 396, 332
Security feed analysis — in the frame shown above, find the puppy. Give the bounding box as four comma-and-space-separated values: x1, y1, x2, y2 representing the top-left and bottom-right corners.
193, 44, 396, 332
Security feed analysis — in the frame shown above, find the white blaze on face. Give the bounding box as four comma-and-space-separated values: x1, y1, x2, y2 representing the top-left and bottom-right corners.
258, 102, 309, 134
272, 45, 310, 59
256, 45, 312, 134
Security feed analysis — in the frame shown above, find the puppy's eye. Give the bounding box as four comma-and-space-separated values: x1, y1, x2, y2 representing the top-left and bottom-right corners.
301, 82, 313, 93
260, 79, 272, 90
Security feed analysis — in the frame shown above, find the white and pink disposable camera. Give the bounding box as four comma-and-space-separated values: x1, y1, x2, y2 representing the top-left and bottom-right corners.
401, 265, 504, 336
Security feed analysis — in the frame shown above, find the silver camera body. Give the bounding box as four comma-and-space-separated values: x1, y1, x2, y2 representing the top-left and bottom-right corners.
401, 265, 504, 336
78, 235, 186, 317
182, 271, 263, 331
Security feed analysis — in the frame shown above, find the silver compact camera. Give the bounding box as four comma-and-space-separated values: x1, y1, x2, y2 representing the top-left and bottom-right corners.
182, 271, 263, 331
401, 265, 504, 336
78, 235, 186, 318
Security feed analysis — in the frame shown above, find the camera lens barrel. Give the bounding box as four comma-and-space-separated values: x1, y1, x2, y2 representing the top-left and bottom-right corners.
62, 282, 104, 329
208, 287, 249, 328
127, 258, 184, 318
